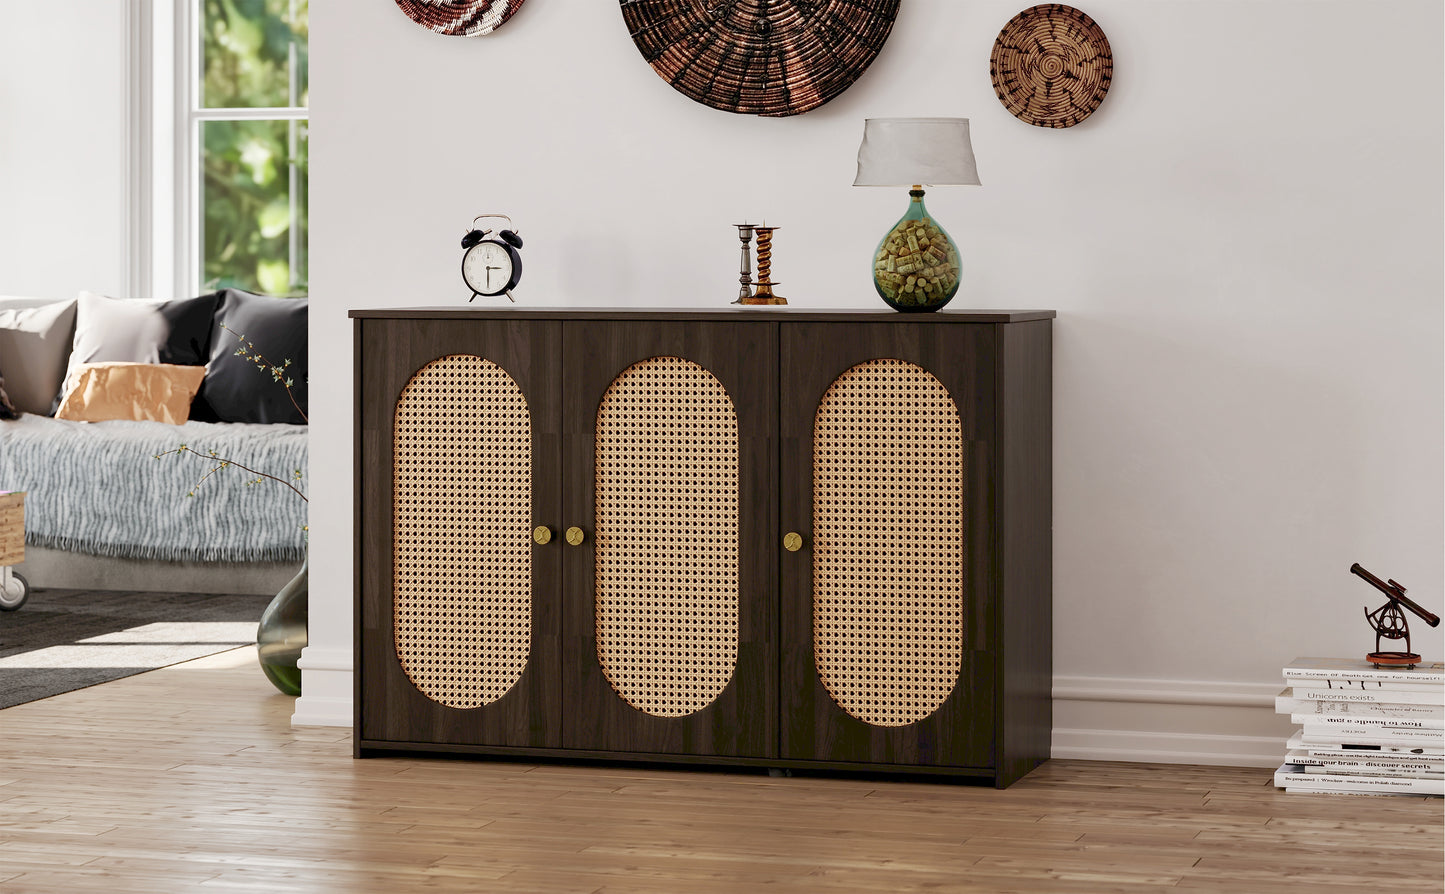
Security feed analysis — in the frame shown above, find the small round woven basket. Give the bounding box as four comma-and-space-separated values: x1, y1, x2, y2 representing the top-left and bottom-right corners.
621, 0, 900, 118
991, 4, 1112, 128
393, 0, 525, 37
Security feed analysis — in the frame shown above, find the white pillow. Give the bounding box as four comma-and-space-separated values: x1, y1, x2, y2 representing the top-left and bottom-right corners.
55, 290, 221, 414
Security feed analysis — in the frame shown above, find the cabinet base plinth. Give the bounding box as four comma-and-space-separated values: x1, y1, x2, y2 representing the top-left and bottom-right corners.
354, 739, 1043, 788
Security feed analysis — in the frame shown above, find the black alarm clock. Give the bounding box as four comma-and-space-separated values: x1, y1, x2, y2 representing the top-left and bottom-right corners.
461, 213, 523, 302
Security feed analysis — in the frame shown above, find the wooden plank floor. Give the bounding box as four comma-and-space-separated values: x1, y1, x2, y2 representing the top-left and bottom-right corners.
0, 647, 1440, 893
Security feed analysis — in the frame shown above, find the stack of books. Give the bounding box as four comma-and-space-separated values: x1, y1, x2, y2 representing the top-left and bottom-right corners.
1275, 657, 1443, 796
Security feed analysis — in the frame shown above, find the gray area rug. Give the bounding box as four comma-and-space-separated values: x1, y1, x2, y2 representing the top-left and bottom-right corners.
0, 588, 272, 709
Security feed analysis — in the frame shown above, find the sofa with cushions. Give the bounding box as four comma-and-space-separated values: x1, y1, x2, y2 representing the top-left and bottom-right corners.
0, 289, 308, 595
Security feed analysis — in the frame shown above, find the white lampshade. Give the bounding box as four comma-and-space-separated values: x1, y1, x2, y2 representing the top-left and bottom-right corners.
853, 117, 981, 187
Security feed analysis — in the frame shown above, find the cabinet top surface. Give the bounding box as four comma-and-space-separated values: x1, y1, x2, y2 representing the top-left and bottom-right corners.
349, 307, 1056, 323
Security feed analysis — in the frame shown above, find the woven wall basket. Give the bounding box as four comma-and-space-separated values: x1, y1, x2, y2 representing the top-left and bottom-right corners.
393, 0, 525, 36
620, 0, 901, 117
991, 4, 1112, 128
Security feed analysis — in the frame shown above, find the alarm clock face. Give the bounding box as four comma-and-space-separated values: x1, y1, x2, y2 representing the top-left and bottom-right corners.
463, 241, 514, 295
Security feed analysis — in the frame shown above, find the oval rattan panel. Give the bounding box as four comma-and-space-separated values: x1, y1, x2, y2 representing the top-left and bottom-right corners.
392, 0, 525, 37
595, 356, 740, 718
393, 355, 532, 709
813, 359, 965, 727
991, 3, 1112, 128
620, 0, 901, 117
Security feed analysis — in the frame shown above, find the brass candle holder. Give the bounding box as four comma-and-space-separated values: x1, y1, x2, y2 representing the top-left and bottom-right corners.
733, 224, 786, 306
749, 226, 785, 305
733, 223, 755, 304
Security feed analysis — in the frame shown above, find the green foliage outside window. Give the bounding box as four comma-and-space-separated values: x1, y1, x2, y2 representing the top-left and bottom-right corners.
200, 0, 308, 297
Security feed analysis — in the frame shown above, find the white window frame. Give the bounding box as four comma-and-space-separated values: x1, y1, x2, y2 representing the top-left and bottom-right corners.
131, 0, 306, 300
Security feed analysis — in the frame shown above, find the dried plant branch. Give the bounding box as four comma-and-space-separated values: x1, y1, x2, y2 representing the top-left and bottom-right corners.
156, 445, 309, 504
220, 322, 308, 424
155, 329, 308, 528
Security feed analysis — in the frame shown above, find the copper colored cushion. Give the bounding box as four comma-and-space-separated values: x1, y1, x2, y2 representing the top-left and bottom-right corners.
57, 291, 220, 413
55, 362, 207, 425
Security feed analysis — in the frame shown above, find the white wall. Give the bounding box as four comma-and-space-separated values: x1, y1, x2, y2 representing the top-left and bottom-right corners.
0, 2, 129, 298
300, 0, 1444, 765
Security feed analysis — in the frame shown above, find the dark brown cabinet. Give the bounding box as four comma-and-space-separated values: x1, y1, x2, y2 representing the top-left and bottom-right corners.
353, 308, 1052, 787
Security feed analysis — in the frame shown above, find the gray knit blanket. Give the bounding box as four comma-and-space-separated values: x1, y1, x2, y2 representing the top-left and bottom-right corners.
0, 414, 307, 563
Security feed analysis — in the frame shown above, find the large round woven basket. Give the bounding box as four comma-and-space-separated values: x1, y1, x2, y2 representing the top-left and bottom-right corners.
991, 4, 1112, 128
621, 0, 900, 118
393, 0, 525, 37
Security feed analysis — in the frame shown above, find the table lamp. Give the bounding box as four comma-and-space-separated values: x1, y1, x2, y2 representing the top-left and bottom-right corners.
854, 118, 980, 311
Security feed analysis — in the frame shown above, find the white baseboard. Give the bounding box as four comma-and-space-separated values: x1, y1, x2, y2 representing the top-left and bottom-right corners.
1053, 675, 1280, 707
1052, 729, 1282, 767
1051, 675, 1289, 768
291, 646, 353, 728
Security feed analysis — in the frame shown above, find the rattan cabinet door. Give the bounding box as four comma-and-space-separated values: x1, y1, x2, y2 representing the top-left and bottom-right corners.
779, 323, 997, 769
357, 318, 564, 750
561, 320, 777, 758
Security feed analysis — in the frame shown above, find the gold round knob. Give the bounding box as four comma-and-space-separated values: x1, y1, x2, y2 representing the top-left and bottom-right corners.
565, 526, 586, 546
783, 532, 803, 552
532, 526, 553, 545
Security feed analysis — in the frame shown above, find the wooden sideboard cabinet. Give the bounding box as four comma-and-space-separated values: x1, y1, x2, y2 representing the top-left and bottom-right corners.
352, 308, 1053, 787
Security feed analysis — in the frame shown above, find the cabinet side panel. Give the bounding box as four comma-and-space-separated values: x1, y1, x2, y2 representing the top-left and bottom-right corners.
354, 320, 366, 751
997, 319, 1053, 787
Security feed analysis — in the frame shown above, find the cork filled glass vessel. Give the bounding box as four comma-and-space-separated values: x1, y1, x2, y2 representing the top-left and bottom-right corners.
872, 188, 960, 312
854, 117, 979, 314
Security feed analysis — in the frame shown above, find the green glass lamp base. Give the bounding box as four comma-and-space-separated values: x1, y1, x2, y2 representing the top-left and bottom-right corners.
871, 189, 961, 312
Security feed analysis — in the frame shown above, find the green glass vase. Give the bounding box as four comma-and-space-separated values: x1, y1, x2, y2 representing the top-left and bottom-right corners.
871, 188, 961, 312
257, 550, 307, 696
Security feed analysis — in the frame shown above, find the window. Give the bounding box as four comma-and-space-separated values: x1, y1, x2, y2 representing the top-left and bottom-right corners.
189, 0, 308, 297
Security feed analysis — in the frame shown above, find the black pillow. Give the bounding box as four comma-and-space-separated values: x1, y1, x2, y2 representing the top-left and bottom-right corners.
54, 291, 221, 413
194, 290, 307, 425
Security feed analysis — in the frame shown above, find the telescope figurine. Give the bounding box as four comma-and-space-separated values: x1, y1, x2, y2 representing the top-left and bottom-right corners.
1350, 563, 1441, 667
